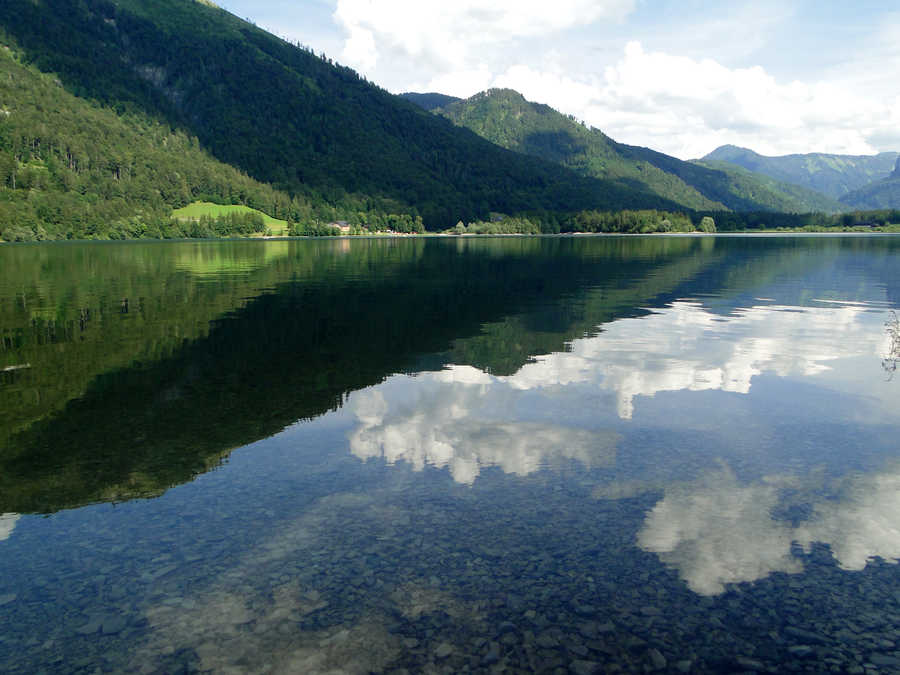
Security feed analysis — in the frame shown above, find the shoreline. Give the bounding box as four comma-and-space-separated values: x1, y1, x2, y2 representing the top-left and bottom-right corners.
3, 230, 900, 245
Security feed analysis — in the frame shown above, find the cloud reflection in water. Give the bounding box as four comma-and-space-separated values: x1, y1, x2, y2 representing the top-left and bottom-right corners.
0, 513, 19, 542
349, 375, 619, 484
347, 299, 898, 594
635, 464, 900, 595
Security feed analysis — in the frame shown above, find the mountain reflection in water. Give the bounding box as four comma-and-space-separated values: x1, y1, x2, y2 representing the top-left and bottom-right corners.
1, 236, 900, 674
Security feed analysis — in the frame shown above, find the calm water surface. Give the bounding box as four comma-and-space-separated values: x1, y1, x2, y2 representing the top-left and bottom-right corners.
0, 235, 898, 673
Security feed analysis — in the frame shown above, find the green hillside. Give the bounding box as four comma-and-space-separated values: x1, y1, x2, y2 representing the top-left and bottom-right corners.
0, 35, 302, 241
0, 0, 685, 232
839, 158, 900, 209
703, 144, 898, 199
172, 202, 289, 235
428, 89, 724, 211
693, 160, 846, 213
428, 88, 841, 213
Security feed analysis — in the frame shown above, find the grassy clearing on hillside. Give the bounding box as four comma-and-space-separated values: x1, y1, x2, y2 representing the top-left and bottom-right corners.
173, 202, 289, 235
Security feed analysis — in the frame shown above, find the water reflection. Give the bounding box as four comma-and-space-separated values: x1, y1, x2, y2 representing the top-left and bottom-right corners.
1, 236, 721, 514
0, 513, 18, 541
344, 294, 900, 597
349, 300, 892, 489
635, 463, 900, 595
349, 371, 619, 484
508, 300, 890, 420
3, 236, 900, 673
637, 466, 802, 595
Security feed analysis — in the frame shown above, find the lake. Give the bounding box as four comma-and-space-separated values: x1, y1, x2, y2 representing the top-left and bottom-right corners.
1, 235, 898, 674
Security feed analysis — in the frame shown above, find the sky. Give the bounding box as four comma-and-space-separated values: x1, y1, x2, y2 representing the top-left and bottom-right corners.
215, 0, 900, 160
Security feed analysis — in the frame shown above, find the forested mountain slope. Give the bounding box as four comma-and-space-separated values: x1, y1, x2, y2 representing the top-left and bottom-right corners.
0, 0, 684, 231
840, 158, 900, 209
425, 89, 842, 213
703, 145, 898, 200
0, 36, 300, 240
693, 160, 847, 214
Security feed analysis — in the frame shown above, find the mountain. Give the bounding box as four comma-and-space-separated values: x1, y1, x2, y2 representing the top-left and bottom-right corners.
0, 36, 303, 241
0, 0, 687, 234
840, 157, 900, 209
693, 160, 848, 214
421, 88, 843, 213
703, 145, 899, 200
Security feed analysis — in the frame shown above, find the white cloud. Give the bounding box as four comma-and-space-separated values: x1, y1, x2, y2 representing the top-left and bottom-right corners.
333, 0, 634, 74
474, 41, 900, 158
227, 0, 900, 158
340, 24, 378, 72
423, 65, 494, 100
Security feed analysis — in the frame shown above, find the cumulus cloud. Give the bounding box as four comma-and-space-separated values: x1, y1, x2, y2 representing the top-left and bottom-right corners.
218, 0, 898, 158
468, 42, 900, 158
327, 0, 900, 158
334, 0, 634, 73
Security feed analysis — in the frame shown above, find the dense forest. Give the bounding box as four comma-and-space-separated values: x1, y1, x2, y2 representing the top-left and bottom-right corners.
0, 33, 326, 241
0, 0, 689, 239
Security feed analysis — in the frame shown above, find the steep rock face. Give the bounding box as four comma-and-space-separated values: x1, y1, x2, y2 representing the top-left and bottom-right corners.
892, 157, 900, 179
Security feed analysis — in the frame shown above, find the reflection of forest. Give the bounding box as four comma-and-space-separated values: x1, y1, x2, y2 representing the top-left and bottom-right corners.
1, 236, 897, 513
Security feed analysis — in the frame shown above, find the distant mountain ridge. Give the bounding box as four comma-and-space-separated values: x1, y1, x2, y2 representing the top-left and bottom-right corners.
702, 145, 899, 202
405, 88, 844, 214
